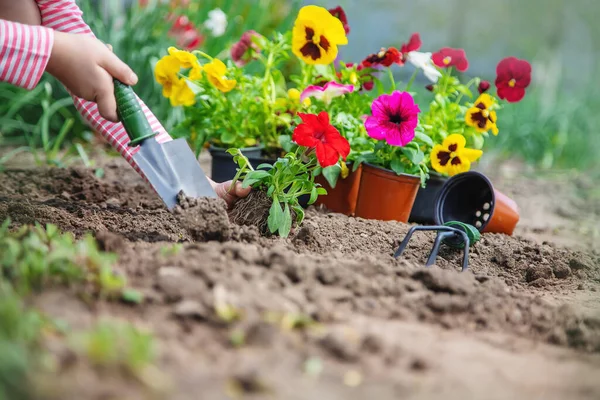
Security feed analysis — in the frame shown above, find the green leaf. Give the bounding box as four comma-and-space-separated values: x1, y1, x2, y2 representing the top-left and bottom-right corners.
456, 85, 473, 98
267, 200, 283, 234
247, 170, 271, 181
390, 158, 405, 175
267, 185, 275, 197
242, 178, 260, 188
221, 131, 236, 144
226, 148, 239, 156
121, 289, 143, 304
401, 146, 424, 165
471, 133, 485, 150
279, 134, 294, 152
316, 187, 327, 195
308, 186, 318, 205
292, 205, 305, 224
279, 204, 292, 238
256, 163, 274, 170
415, 132, 434, 147
322, 165, 341, 189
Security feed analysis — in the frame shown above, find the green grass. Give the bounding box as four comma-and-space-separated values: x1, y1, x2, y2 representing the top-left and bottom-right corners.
486, 85, 600, 172
0, 220, 155, 399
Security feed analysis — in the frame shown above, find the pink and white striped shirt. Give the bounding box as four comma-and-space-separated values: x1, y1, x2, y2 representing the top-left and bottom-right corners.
0, 0, 172, 180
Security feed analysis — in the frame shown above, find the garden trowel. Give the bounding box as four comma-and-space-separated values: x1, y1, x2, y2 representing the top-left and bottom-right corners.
114, 79, 217, 209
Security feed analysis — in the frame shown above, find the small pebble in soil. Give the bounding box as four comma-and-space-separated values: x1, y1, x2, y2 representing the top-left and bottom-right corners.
525, 265, 554, 283
172, 191, 231, 242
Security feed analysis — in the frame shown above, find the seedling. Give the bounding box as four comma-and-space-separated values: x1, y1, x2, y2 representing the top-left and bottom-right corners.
394, 221, 481, 272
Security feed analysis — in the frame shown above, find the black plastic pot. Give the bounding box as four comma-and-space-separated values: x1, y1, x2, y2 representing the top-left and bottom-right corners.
433, 171, 520, 235
208, 145, 264, 183
408, 173, 448, 225
208, 146, 310, 208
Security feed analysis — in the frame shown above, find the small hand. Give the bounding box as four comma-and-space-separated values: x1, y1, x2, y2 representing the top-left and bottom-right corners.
46, 31, 138, 122
210, 179, 251, 208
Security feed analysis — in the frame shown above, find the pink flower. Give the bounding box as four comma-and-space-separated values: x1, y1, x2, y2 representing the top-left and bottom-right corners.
231, 30, 262, 67
300, 81, 354, 105
365, 91, 420, 147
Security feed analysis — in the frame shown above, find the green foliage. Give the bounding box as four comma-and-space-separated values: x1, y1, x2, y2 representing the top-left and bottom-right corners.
73, 320, 155, 373
0, 220, 155, 399
229, 148, 325, 237
0, 219, 138, 302
485, 85, 600, 171
0, 282, 44, 400
0, 82, 93, 169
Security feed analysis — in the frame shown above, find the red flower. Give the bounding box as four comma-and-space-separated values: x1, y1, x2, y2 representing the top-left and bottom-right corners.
361, 47, 401, 68
432, 47, 469, 72
399, 33, 421, 64
495, 57, 532, 103
293, 112, 350, 167
328, 6, 350, 35
169, 15, 204, 50
478, 80, 491, 94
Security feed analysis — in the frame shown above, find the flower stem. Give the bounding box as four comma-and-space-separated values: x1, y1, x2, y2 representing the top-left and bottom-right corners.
387, 68, 396, 91
405, 69, 419, 92
192, 50, 213, 61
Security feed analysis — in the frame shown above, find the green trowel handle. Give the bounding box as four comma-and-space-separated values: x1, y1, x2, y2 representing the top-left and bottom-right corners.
113, 79, 156, 147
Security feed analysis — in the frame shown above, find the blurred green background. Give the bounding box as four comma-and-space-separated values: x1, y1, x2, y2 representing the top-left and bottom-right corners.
1, 0, 599, 173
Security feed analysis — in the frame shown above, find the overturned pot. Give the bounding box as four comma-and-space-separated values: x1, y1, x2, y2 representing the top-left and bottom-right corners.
354, 163, 420, 222
314, 163, 363, 216
408, 172, 448, 224
433, 171, 519, 235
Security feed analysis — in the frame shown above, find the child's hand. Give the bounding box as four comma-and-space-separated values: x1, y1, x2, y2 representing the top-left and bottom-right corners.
46, 31, 138, 122
210, 179, 251, 208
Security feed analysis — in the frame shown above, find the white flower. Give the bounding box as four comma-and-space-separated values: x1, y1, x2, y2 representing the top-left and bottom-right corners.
204, 8, 228, 37
406, 51, 442, 83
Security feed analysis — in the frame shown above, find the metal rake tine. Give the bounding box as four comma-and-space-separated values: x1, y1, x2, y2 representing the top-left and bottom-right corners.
456, 230, 471, 272
394, 226, 444, 258
425, 231, 455, 267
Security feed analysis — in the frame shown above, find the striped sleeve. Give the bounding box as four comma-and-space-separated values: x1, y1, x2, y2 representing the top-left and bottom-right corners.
36, 0, 172, 178
0, 20, 54, 90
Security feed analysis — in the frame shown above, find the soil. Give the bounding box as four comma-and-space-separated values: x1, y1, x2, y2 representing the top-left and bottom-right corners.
2, 154, 600, 400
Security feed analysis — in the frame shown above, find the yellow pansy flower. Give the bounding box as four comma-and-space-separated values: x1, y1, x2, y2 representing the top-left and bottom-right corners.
169, 79, 196, 107
465, 93, 499, 135
167, 47, 198, 69
203, 58, 237, 92
292, 5, 348, 65
154, 55, 180, 98
431, 134, 482, 176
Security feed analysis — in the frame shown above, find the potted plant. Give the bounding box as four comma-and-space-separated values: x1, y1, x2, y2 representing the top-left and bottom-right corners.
409, 50, 532, 224
228, 110, 350, 237
153, 5, 352, 185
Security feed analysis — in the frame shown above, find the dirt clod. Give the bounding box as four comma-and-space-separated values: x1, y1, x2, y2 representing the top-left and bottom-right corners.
526, 265, 554, 282
173, 191, 231, 242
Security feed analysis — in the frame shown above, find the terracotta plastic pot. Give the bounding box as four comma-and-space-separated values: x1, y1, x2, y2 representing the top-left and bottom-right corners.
433, 171, 520, 235
354, 163, 420, 222
314, 163, 363, 216
208, 145, 264, 183
408, 172, 448, 224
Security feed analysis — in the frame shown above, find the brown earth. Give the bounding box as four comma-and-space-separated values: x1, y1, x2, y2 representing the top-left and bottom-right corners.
1, 154, 600, 400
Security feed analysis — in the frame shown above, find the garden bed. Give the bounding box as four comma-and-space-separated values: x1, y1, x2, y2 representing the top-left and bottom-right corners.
1, 155, 600, 400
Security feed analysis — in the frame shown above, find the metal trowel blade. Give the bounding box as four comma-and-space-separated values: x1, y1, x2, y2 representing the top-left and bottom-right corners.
133, 138, 217, 210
